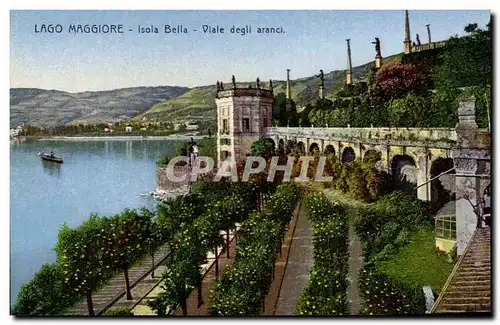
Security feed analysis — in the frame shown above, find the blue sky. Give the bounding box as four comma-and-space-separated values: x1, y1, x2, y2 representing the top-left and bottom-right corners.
10, 10, 490, 92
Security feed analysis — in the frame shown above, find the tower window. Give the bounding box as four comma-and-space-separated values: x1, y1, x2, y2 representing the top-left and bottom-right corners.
243, 118, 250, 132
222, 119, 229, 133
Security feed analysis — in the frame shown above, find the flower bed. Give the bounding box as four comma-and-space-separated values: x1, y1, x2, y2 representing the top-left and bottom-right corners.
295, 193, 349, 315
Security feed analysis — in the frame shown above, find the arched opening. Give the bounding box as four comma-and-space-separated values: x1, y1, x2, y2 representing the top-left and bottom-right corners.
296, 141, 305, 154
391, 154, 417, 195
363, 150, 382, 164
263, 138, 276, 154
309, 142, 320, 154
430, 157, 455, 213
341, 147, 356, 163
324, 144, 335, 156
278, 139, 285, 155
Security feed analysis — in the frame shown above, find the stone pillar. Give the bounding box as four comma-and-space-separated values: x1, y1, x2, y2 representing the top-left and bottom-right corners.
346, 39, 353, 85
416, 149, 430, 201
404, 10, 412, 54
319, 86, 324, 99
452, 97, 481, 256
453, 156, 480, 256
286, 69, 291, 100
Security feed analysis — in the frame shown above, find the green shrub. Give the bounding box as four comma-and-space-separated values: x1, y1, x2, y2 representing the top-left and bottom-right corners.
359, 263, 426, 315
103, 308, 134, 316
353, 191, 431, 259
13, 264, 81, 316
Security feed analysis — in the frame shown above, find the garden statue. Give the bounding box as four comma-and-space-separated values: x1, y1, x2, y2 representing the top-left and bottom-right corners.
372, 37, 381, 57
232, 75, 236, 89
315, 69, 325, 88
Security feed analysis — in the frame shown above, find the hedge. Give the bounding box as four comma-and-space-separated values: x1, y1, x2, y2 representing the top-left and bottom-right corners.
210, 184, 298, 316
358, 263, 426, 315
353, 191, 431, 260
295, 193, 349, 315
353, 191, 430, 315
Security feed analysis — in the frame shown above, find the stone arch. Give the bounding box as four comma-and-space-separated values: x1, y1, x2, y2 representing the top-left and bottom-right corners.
324, 144, 335, 155
309, 142, 320, 154
430, 157, 456, 213
296, 141, 305, 154
341, 146, 356, 163
278, 138, 285, 154
390, 154, 417, 194
287, 140, 296, 152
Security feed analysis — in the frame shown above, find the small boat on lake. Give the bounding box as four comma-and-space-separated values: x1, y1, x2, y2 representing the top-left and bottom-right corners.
40, 152, 63, 163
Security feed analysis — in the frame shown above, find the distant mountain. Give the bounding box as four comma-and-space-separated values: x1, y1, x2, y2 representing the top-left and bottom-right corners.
11, 54, 403, 127
135, 53, 403, 122
9, 86, 189, 127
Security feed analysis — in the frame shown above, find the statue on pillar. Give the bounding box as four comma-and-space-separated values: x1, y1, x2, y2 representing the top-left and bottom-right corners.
216, 81, 220, 91
269, 79, 273, 92
315, 69, 325, 88
416, 33, 421, 46
232, 75, 236, 89
220, 82, 224, 91
372, 37, 381, 57
256, 77, 260, 89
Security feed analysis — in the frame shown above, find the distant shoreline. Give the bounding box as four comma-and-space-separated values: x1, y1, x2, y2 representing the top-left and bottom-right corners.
20, 135, 206, 141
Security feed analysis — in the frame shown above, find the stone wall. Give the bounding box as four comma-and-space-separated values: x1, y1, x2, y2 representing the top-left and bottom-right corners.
266, 126, 458, 143
156, 165, 191, 192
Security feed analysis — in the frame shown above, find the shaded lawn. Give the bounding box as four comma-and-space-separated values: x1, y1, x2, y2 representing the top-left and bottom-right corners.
378, 227, 454, 294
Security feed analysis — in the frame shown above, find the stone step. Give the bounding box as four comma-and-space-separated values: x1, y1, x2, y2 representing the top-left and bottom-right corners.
456, 270, 490, 278
452, 275, 490, 282
443, 290, 490, 298
440, 296, 490, 305
459, 266, 490, 273
448, 284, 491, 292
451, 280, 490, 287
435, 309, 491, 313
435, 303, 490, 312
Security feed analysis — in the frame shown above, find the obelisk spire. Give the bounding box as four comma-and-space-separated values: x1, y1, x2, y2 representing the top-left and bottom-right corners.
286, 69, 291, 99
404, 10, 412, 54
346, 39, 353, 85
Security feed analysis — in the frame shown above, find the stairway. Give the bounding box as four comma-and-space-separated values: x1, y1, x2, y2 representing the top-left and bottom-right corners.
432, 227, 491, 313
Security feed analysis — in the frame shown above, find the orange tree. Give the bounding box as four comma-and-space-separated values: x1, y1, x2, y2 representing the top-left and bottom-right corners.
54, 214, 112, 316
104, 209, 152, 300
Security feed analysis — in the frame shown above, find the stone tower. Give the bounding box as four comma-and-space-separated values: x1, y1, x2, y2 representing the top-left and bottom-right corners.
346, 39, 353, 85
216, 78, 274, 166
286, 69, 291, 100
404, 10, 412, 54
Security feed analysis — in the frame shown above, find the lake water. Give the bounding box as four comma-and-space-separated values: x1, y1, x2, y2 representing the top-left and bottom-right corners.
10, 139, 181, 306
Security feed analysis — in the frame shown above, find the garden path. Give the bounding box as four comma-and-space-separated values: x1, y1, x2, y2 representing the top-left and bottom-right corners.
274, 201, 314, 315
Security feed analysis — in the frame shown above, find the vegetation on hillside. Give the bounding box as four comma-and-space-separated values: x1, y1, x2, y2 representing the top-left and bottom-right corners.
303, 21, 491, 129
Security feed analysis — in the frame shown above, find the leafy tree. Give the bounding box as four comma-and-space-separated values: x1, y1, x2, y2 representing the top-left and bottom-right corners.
105, 209, 152, 300
54, 214, 111, 316
13, 263, 79, 316
251, 139, 274, 159
433, 21, 492, 89
372, 62, 428, 102
149, 227, 204, 316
